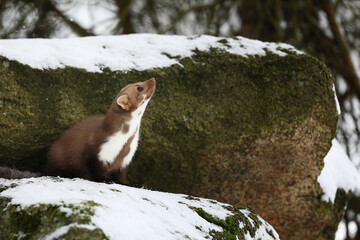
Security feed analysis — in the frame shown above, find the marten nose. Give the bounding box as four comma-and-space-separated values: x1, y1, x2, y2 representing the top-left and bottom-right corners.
146, 78, 156, 89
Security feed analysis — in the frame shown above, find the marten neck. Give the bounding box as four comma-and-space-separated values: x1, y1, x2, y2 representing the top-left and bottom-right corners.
97, 99, 151, 166
102, 107, 131, 135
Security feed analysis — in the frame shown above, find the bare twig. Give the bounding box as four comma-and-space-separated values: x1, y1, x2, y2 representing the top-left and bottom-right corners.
48, 0, 95, 36
321, 0, 360, 103
159, 0, 224, 34
112, 0, 134, 34
0, 3, 34, 38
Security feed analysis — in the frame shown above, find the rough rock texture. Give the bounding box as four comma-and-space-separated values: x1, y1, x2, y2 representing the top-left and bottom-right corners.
0, 177, 279, 240
0, 35, 341, 239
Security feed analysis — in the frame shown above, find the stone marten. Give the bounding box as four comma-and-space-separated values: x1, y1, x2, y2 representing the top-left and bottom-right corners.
42, 78, 156, 184
31, 78, 155, 184
0, 78, 155, 183
43, 78, 156, 184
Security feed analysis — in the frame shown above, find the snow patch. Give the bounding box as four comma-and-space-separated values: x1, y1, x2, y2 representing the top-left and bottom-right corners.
318, 139, 360, 203
0, 34, 303, 72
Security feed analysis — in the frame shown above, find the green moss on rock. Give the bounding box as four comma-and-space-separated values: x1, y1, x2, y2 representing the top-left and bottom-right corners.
0, 197, 106, 240
53, 226, 108, 240
311, 180, 351, 240
191, 205, 276, 240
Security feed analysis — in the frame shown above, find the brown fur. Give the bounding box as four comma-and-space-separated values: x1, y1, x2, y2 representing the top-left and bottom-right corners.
44, 78, 155, 184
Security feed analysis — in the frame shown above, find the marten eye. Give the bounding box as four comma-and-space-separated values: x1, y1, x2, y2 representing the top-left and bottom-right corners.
137, 87, 143, 92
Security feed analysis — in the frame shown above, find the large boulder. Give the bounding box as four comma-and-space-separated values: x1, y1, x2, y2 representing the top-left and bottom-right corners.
0, 34, 341, 239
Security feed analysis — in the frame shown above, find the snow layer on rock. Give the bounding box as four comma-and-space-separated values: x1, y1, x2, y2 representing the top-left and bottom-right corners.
333, 84, 341, 115
318, 139, 360, 203
0, 34, 302, 72
0, 177, 279, 240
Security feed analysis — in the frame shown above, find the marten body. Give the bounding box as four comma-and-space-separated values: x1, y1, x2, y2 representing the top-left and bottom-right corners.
44, 78, 156, 184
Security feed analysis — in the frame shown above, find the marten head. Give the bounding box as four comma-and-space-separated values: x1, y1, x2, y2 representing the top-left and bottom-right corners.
114, 78, 156, 113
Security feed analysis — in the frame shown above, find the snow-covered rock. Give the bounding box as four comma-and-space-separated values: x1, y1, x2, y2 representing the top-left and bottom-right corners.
0, 177, 279, 240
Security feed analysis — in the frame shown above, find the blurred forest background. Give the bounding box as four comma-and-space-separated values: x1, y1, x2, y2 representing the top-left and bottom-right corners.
0, 0, 359, 239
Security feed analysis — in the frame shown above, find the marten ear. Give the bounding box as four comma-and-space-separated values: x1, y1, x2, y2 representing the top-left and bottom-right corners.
117, 94, 131, 111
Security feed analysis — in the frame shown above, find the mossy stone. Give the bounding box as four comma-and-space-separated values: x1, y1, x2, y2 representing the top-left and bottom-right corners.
0, 38, 340, 239
0, 196, 106, 240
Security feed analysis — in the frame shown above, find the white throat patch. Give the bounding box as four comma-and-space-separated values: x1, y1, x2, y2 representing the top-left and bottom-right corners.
98, 98, 150, 167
